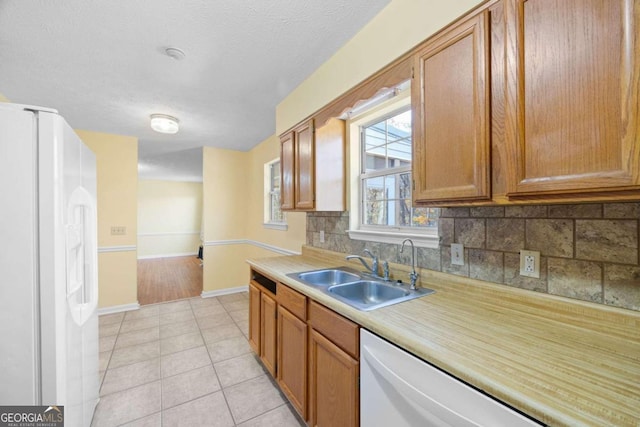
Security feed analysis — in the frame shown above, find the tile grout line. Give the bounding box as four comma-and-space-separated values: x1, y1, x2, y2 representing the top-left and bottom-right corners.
193, 296, 240, 426
96, 296, 252, 425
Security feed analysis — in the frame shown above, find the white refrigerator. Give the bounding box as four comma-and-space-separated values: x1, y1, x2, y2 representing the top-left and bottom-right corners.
0, 103, 99, 426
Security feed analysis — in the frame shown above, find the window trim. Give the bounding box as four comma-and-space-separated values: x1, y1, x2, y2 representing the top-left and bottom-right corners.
347, 89, 438, 248
263, 158, 287, 230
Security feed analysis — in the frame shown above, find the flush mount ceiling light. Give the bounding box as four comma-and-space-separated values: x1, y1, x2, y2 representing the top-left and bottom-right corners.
150, 114, 180, 134
164, 47, 186, 61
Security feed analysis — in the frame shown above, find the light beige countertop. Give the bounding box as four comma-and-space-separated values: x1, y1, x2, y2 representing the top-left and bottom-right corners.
247, 246, 640, 427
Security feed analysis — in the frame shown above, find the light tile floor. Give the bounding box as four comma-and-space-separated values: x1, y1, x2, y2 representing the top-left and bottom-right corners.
93, 293, 305, 427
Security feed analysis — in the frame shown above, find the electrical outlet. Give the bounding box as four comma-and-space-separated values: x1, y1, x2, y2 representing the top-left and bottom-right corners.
319, 230, 325, 243
520, 250, 540, 278
451, 243, 464, 266
110, 226, 126, 236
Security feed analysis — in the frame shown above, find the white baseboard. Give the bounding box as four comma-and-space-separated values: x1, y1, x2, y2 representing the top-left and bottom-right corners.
98, 302, 140, 316
137, 252, 198, 260
201, 285, 249, 298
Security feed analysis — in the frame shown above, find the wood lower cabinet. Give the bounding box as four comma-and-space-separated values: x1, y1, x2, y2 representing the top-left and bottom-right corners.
248, 269, 359, 426
308, 329, 359, 427
248, 282, 261, 353
504, 0, 640, 198
277, 306, 307, 418
308, 300, 359, 427
260, 292, 277, 376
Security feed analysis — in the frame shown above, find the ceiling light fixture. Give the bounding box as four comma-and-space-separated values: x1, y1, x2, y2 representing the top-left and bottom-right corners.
150, 114, 180, 134
164, 47, 186, 61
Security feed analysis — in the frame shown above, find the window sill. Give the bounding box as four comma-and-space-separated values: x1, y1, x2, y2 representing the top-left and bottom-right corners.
347, 229, 439, 249
263, 222, 288, 231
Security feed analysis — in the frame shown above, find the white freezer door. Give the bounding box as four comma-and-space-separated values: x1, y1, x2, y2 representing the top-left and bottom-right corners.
0, 106, 39, 404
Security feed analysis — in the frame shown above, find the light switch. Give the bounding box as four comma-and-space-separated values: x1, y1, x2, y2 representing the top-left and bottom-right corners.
451, 243, 464, 266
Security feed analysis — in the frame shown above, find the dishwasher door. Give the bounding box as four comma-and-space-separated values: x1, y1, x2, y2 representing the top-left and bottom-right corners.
360, 329, 540, 427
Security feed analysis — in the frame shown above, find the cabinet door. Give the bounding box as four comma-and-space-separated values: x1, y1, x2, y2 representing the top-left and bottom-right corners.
309, 329, 359, 427
277, 306, 308, 419
248, 282, 261, 354
260, 292, 277, 376
412, 11, 491, 203
295, 120, 315, 209
280, 132, 295, 210
505, 0, 640, 196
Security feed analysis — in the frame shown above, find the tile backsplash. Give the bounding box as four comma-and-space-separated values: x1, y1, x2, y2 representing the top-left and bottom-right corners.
306, 203, 640, 312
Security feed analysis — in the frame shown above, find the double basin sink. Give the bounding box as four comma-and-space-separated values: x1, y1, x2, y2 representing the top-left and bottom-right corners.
287, 267, 434, 311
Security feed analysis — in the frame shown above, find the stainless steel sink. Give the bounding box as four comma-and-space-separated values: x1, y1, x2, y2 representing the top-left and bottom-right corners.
329, 280, 408, 302
296, 268, 360, 286
287, 267, 435, 311
328, 280, 433, 311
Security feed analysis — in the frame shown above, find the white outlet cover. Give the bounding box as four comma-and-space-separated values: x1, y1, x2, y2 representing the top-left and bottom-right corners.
520, 250, 540, 278
319, 230, 325, 243
451, 243, 464, 266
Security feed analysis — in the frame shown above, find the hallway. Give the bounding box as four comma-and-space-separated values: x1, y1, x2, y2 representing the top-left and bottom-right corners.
137, 256, 203, 305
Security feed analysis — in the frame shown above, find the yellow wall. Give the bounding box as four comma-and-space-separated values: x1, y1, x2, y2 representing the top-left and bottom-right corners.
202, 147, 250, 291
138, 180, 203, 258
276, 0, 484, 134
201, 140, 308, 293
246, 135, 307, 252
78, 130, 138, 308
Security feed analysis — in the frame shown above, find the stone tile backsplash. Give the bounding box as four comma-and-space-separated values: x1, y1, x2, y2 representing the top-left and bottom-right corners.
306, 203, 640, 312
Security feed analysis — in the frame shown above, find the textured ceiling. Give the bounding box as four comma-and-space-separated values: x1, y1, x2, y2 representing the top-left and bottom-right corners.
0, 0, 390, 181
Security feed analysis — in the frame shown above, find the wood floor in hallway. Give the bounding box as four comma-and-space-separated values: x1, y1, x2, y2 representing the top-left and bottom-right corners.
137, 256, 203, 305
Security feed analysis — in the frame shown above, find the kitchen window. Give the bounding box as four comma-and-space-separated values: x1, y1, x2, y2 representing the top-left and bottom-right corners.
264, 159, 287, 230
347, 87, 438, 247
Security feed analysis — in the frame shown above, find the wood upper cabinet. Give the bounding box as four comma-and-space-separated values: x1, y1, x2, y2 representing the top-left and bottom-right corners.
280, 131, 295, 210
280, 118, 346, 211
504, 0, 640, 197
412, 11, 491, 204
260, 292, 277, 377
294, 121, 315, 209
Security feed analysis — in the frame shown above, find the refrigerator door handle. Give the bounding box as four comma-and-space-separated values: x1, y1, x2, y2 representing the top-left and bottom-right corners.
65, 186, 98, 326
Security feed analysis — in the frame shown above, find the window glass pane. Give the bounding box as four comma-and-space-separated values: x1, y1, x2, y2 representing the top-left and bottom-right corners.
384, 175, 396, 199
358, 106, 438, 232
364, 177, 385, 202
399, 173, 411, 199
412, 207, 439, 228
268, 160, 284, 224
364, 201, 386, 225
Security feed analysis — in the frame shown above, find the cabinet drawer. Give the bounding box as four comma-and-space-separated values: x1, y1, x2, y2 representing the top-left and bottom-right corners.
309, 300, 359, 359
277, 283, 307, 320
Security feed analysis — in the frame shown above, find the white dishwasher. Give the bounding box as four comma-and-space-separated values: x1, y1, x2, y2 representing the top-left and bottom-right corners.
360, 329, 541, 427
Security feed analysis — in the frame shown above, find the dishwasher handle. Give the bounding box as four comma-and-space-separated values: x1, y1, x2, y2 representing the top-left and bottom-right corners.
362, 344, 481, 427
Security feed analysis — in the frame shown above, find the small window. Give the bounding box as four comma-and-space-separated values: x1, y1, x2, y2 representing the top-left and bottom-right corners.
348, 88, 438, 247
264, 159, 287, 230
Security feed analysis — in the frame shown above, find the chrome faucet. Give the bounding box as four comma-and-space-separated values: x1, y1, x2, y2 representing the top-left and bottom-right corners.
346, 249, 379, 277
400, 238, 419, 290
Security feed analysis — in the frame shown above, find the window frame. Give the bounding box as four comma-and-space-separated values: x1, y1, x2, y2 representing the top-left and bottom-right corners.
347, 89, 439, 248
263, 158, 287, 230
